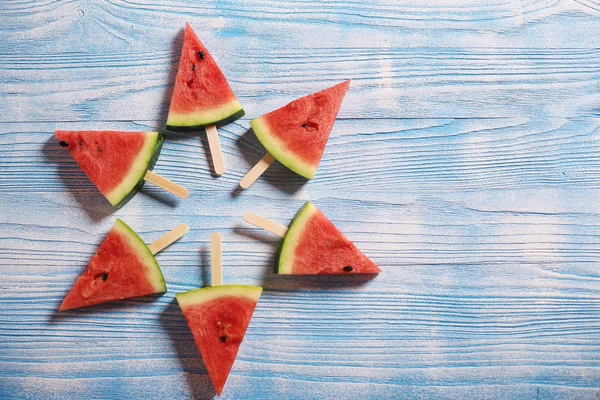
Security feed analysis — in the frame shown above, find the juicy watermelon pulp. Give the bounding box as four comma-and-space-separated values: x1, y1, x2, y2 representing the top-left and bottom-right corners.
277, 202, 381, 275
54, 130, 163, 207
176, 285, 262, 396
59, 219, 166, 311
250, 80, 350, 179
166, 23, 244, 130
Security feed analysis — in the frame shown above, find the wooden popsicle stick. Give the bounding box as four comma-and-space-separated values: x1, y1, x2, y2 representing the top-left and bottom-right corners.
243, 212, 288, 238
239, 153, 276, 189
205, 125, 226, 176
148, 223, 189, 255
211, 232, 223, 286
144, 170, 189, 199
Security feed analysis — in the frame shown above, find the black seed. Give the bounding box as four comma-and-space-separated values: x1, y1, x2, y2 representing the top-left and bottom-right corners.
220, 335, 227, 343
197, 51, 204, 60
59, 141, 69, 147
191, 64, 195, 71
343, 266, 353, 272
101, 273, 108, 281
302, 121, 319, 130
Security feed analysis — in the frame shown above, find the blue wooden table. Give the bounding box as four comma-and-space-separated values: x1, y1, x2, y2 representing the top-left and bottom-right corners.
1, 1, 599, 399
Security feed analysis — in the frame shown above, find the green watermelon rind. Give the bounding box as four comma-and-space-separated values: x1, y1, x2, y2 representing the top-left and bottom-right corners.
176, 285, 262, 309
106, 132, 164, 207
276, 202, 317, 274
166, 100, 245, 131
250, 117, 317, 180
113, 218, 167, 293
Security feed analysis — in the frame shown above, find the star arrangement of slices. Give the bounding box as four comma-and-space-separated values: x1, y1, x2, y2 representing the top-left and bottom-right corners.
54, 22, 381, 396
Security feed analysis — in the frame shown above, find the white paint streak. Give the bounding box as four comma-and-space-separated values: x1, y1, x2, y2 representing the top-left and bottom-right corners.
208, 16, 226, 29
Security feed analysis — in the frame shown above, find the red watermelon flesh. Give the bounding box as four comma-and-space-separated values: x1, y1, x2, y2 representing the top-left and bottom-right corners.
250, 80, 350, 179
278, 202, 381, 275
166, 23, 244, 130
176, 285, 262, 396
54, 130, 163, 206
59, 219, 166, 311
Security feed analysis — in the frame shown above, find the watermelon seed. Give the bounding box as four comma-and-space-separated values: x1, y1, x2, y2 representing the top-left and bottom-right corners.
217, 321, 231, 342
59, 141, 69, 147
93, 272, 109, 282
191, 64, 195, 71
302, 121, 320, 131
343, 266, 353, 272
197, 51, 204, 60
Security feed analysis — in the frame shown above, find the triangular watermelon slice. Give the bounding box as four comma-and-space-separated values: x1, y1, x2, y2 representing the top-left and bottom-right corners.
54, 130, 163, 207
176, 285, 262, 396
166, 23, 244, 130
59, 219, 167, 311
250, 80, 350, 179
277, 202, 381, 275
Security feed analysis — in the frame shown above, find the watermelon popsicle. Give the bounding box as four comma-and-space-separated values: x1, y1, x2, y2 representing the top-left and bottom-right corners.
166, 23, 245, 176
244, 202, 381, 275
59, 220, 189, 311
55, 130, 189, 207
175, 233, 262, 396
239, 80, 350, 189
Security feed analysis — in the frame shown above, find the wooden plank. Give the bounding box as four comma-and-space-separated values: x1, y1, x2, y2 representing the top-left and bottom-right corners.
1, 190, 599, 290
2, 118, 598, 195
1, 47, 599, 121
2, 0, 600, 52
1, 2, 599, 121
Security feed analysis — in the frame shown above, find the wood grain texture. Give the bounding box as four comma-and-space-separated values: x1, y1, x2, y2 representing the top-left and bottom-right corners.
1, 0, 599, 399
2, 48, 600, 121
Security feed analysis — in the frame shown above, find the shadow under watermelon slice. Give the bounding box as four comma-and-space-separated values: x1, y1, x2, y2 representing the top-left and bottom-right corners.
159, 298, 216, 399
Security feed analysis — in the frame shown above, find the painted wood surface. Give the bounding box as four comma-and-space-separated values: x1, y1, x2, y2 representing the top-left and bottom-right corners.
1, 1, 599, 399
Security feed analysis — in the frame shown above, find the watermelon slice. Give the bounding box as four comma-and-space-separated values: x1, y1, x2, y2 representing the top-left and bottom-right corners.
277, 202, 381, 275
176, 285, 262, 396
250, 80, 350, 179
54, 130, 163, 207
59, 219, 166, 311
166, 23, 244, 130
